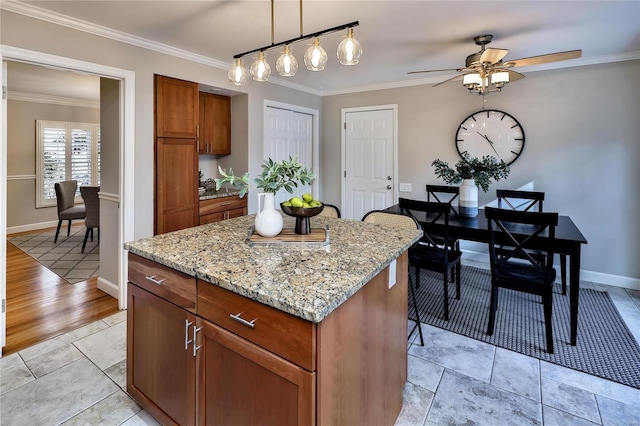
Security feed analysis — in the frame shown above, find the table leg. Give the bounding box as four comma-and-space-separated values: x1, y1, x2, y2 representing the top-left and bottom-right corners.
570, 247, 581, 346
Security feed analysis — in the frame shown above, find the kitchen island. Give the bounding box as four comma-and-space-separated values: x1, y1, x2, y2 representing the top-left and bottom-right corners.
124, 215, 422, 426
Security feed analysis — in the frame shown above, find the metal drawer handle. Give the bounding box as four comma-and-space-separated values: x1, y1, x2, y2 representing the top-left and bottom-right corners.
185, 320, 193, 350
230, 312, 257, 329
193, 326, 203, 356
145, 275, 166, 285
221, 201, 232, 206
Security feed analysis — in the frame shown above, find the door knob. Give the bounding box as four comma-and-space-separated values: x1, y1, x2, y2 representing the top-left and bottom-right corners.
387, 185, 392, 190
387, 176, 392, 180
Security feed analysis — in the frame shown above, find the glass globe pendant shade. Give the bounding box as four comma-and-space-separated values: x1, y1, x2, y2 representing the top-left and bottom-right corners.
337, 27, 362, 65
275, 45, 299, 77
228, 58, 249, 86
250, 52, 271, 82
304, 37, 328, 71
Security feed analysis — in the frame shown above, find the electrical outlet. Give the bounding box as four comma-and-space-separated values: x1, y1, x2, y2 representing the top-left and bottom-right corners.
399, 183, 412, 192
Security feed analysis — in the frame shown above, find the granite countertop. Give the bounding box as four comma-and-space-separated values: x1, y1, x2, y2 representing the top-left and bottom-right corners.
124, 215, 422, 323
199, 187, 242, 201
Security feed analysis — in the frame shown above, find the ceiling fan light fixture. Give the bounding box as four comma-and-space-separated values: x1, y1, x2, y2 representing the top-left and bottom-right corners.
491, 71, 509, 86
250, 51, 271, 82
228, 58, 249, 86
337, 27, 362, 65
276, 45, 299, 77
463, 73, 482, 87
304, 37, 328, 71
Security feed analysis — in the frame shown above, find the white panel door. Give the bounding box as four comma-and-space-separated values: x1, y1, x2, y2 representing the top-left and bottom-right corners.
264, 106, 314, 206
343, 108, 396, 220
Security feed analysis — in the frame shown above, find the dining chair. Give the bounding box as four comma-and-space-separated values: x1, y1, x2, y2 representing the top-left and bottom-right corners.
319, 203, 341, 218
80, 186, 100, 253
54, 180, 86, 243
426, 184, 461, 286
398, 198, 462, 322
362, 210, 425, 346
485, 207, 559, 353
496, 189, 567, 295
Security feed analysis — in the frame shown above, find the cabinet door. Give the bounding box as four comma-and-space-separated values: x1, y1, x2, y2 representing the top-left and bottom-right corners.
155, 75, 199, 139
208, 94, 231, 154
127, 283, 197, 426
155, 137, 199, 234
196, 318, 314, 426
198, 93, 212, 154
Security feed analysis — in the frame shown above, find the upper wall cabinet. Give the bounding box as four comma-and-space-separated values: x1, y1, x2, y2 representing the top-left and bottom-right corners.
155, 75, 199, 139
199, 92, 231, 155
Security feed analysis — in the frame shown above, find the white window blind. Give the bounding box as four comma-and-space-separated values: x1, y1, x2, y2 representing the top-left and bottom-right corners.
37, 120, 101, 208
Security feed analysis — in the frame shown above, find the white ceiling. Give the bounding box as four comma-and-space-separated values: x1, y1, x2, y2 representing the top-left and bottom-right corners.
4, 0, 640, 99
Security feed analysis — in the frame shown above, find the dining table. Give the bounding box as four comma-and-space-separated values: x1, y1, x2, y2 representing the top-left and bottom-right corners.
384, 204, 588, 346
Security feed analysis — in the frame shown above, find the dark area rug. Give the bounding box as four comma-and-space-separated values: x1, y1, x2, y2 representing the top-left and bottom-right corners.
8, 227, 99, 284
409, 265, 640, 389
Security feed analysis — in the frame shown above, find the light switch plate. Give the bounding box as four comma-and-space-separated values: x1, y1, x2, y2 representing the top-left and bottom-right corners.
399, 183, 412, 192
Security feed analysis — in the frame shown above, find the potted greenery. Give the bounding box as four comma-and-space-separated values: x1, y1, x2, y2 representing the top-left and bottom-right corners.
215, 156, 315, 237
431, 152, 510, 217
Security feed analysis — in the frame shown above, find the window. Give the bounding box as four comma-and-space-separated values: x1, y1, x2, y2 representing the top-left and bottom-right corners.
36, 120, 101, 208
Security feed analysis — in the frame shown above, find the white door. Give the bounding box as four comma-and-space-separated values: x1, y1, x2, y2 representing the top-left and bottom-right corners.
264, 105, 315, 206
1, 60, 7, 349
342, 107, 397, 220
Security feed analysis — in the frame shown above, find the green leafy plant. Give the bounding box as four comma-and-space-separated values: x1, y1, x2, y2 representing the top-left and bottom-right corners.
431, 152, 510, 192
215, 156, 316, 197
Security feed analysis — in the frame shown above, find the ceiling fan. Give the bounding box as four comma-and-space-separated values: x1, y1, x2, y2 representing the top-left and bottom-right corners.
408, 34, 582, 95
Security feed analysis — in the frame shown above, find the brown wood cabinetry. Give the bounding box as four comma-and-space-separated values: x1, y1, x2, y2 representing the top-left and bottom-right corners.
198, 92, 231, 155
155, 75, 199, 139
199, 195, 247, 225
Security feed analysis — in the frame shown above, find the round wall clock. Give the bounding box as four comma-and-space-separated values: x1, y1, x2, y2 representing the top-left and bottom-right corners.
455, 109, 525, 165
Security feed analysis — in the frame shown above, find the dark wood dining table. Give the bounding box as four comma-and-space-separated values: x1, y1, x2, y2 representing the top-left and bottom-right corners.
384, 204, 588, 346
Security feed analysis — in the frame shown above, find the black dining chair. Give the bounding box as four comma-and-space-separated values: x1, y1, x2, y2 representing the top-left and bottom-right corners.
80, 186, 100, 253
399, 198, 462, 322
362, 209, 425, 345
496, 189, 567, 295
426, 185, 461, 285
485, 207, 559, 353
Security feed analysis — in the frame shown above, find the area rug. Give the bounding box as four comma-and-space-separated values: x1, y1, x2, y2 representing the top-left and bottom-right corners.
409, 265, 640, 389
8, 227, 99, 284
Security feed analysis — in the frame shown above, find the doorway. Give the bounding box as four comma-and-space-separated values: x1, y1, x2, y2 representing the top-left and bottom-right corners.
341, 105, 398, 220
0, 46, 135, 349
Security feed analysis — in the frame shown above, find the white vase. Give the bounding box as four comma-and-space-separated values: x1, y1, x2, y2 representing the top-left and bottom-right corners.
255, 192, 283, 237
459, 179, 478, 217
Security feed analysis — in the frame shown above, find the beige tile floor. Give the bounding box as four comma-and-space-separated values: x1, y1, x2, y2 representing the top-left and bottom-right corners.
1, 283, 639, 426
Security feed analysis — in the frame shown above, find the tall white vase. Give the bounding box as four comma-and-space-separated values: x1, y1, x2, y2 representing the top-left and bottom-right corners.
255, 192, 283, 237
459, 179, 478, 217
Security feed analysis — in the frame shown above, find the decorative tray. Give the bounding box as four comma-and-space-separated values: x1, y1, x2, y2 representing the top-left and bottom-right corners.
246, 225, 330, 248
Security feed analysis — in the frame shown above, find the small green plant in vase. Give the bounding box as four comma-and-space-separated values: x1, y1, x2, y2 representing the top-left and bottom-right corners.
431, 152, 510, 217
214, 156, 316, 237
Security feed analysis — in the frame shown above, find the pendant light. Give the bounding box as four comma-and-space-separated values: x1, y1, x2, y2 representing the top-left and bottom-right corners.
228, 58, 249, 86
276, 45, 299, 76
250, 51, 271, 82
337, 27, 362, 65
304, 37, 328, 71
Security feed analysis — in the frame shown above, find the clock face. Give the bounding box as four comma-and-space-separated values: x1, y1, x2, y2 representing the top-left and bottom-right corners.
455, 110, 525, 165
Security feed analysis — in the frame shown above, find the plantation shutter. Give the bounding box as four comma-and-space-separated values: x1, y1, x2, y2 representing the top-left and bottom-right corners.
71, 127, 93, 189
42, 125, 67, 201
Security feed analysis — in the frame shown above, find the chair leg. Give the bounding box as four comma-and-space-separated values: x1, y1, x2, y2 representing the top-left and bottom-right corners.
54, 220, 63, 243
408, 271, 424, 346
90, 228, 94, 242
487, 285, 499, 336
82, 228, 91, 253
543, 288, 554, 354
560, 254, 567, 296
415, 267, 421, 289
455, 262, 461, 300
67, 220, 72, 236
443, 270, 450, 321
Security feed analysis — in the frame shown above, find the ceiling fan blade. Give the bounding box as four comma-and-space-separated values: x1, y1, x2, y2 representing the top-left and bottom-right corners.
506, 50, 582, 67
506, 69, 525, 82
479, 48, 509, 64
407, 68, 459, 75
432, 74, 464, 87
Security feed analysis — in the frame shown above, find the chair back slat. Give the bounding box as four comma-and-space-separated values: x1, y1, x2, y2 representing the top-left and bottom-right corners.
496, 189, 544, 212
399, 198, 452, 252
426, 185, 459, 216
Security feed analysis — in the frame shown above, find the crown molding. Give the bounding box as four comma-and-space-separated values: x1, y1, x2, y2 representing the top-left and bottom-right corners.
8, 90, 100, 108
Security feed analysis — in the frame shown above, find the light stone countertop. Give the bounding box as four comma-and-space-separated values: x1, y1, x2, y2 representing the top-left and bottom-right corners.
198, 188, 242, 201
124, 215, 422, 323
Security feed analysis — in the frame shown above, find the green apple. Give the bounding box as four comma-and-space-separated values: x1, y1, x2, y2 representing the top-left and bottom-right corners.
310, 200, 322, 207
290, 197, 304, 208
302, 202, 312, 208
302, 193, 314, 203
282, 201, 292, 207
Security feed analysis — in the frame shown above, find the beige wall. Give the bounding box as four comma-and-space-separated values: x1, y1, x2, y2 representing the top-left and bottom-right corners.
7, 99, 100, 228
322, 60, 640, 279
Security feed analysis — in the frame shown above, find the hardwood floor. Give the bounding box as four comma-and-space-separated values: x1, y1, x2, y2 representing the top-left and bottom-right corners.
4, 230, 120, 356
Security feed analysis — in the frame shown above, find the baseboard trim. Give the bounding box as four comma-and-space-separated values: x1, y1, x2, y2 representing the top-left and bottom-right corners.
461, 250, 640, 291
7, 220, 60, 234
97, 277, 119, 299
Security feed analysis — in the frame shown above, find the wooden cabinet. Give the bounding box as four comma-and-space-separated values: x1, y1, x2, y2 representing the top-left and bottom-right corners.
199, 195, 247, 225
155, 138, 199, 234
198, 92, 231, 155
155, 75, 199, 139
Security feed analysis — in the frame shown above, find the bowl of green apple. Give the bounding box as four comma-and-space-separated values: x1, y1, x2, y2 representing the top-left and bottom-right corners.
281, 193, 324, 234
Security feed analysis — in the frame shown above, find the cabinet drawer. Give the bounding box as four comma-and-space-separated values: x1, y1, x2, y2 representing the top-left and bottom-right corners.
200, 212, 225, 225
199, 196, 246, 216
198, 282, 316, 371
128, 253, 197, 313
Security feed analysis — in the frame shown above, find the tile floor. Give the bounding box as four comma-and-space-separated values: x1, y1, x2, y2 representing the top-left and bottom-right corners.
1, 283, 639, 426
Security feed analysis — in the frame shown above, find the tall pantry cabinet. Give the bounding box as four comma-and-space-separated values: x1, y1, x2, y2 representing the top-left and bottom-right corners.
154, 75, 200, 235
